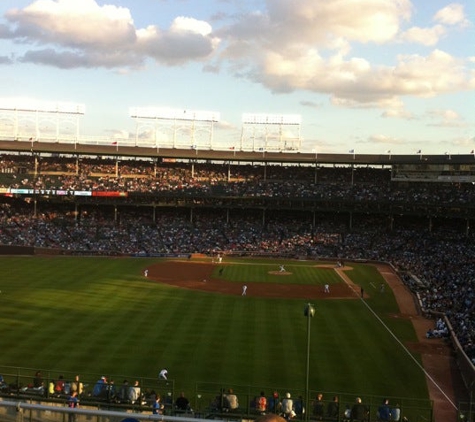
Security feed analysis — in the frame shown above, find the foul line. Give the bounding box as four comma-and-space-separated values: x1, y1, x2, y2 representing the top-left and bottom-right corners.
334, 267, 457, 411
360, 297, 458, 411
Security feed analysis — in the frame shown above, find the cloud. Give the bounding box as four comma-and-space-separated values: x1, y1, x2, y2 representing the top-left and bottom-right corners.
391, 49, 471, 97
381, 108, 415, 120
137, 17, 220, 65
219, 0, 412, 63
253, 47, 472, 106
399, 25, 446, 46
5, 0, 137, 49
426, 108, 466, 127
214, 0, 472, 107
366, 134, 405, 145
0, 0, 473, 111
0, 55, 12, 64
100, 128, 130, 139
214, 120, 237, 131
451, 135, 475, 149
264, 0, 412, 45
18, 48, 143, 69
433, 3, 470, 27
300, 100, 323, 109
0, 22, 13, 37
399, 3, 471, 46
1, 0, 220, 68
261, 46, 473, 111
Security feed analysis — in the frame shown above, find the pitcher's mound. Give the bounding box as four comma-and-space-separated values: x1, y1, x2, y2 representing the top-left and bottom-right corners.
268, 271, 292, 275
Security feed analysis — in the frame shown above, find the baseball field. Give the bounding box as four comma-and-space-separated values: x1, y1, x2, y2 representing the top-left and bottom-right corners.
0, 255, 435, 419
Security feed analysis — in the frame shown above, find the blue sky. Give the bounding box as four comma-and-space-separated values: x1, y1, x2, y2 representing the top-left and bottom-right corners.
0, 0, 474, 154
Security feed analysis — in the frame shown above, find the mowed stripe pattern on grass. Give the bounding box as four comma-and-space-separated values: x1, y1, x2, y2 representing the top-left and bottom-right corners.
0, 256, 428, 404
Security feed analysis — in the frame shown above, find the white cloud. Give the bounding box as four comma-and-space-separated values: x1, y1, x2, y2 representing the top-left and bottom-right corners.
400, 25, 446, 46
366, 134, 405, 144
392, 49, 469, 96
137, 17, 220, 65
381, 109, 413, 119
214, 0, 472, 108
171, 16, 213, 37
219, 0, 413, 66
398, 3, 473, 47
264, 0, 412, 45
398, 3, 471, 47
426, 108, 466, 127
0, 0, 472, 112
257, 49, 375, 95
5, 0, 136, 49
252, 46, 472, 108
2, 0, 220, 68
434, 3, 470, 27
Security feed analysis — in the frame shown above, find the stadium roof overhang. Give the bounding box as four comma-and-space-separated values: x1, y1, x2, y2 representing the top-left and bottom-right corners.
0, 139, 473, 166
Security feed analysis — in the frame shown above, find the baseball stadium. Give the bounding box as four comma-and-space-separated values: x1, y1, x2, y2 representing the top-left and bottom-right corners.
0, 119, 474, 422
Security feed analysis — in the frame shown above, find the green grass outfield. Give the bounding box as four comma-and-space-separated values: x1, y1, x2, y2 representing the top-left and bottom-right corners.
0, 256, 430, 413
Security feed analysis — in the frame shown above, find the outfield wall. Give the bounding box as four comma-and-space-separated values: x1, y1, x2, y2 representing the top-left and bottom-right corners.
0, 245, 35, 255
0, 245, 120, 256
0, 245, 64, 255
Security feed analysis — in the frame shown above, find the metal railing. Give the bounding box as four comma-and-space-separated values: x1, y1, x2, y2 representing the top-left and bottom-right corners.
0, 399, 207, 422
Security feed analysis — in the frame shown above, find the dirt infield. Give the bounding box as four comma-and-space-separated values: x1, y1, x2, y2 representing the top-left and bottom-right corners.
147, 261, 356, 299
147, 260, 467, 422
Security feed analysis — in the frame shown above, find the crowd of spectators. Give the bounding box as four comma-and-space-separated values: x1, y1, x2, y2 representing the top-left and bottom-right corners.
1, 153, 475, 206
426, 318, 449, 339
0, 152, 474, 369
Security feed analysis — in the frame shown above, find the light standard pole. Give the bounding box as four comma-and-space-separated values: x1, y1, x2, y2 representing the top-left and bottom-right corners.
304, 303, 315, 422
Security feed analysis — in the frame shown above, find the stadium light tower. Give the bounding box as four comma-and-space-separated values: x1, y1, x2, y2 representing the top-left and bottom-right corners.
129, 107, 220, 149
240, 113, 301, 152
304, 303, 315, 422
0, 99, 85, 142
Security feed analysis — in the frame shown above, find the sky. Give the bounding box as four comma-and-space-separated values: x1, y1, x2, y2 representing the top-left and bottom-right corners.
0, 0, 474, 154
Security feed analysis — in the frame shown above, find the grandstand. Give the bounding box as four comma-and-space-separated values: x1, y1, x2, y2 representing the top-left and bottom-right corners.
0, 137, 474, 421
